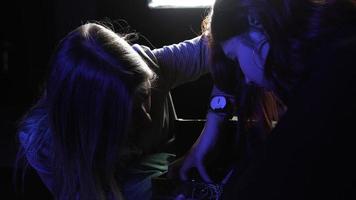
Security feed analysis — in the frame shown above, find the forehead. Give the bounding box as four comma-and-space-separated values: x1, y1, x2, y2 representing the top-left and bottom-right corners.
224, 26, 266, 44
221, 27, 269, 58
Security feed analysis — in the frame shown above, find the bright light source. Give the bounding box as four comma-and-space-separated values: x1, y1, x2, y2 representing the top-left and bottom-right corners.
148, 0, 215, 8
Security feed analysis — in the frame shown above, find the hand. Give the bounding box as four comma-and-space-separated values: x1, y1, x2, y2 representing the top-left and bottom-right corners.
179, 113, 226, 183
174, 194, 186, 200
167, 156, 185, 179
179, 142, 213, 183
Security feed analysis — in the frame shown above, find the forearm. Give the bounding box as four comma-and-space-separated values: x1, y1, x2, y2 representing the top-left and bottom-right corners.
193, 112, 229, 152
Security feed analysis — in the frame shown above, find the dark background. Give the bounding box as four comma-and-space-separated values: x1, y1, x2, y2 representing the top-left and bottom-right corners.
0, 0, 212, 198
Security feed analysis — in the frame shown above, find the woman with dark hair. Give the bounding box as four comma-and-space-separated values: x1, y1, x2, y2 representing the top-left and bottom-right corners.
17, 23, 210, 200
180, 0, 356, 198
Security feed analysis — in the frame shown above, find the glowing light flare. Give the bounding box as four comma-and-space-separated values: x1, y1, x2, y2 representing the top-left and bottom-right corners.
148, 0, 215, 8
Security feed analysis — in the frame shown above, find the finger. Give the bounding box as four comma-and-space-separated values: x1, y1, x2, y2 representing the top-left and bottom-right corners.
179, 161, 191, 181
197, 162, 213, 183
174, 194, 186, 200
221, 169, 234, 184
166, 165, 175, 178
168, 158, 184, 179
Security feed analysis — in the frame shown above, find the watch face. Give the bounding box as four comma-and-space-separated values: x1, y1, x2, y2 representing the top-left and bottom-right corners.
210, 96, 227, 110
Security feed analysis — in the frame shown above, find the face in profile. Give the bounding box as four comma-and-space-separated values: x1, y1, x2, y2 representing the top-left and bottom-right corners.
139, 80, 152, 122
220, 16, 274, 91
132, 79, 153, 133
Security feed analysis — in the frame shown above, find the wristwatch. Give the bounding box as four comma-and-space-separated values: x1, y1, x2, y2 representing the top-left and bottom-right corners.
209, 95, 232, 114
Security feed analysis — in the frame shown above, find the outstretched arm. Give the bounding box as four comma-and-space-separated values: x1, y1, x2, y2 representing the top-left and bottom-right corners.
179, 112, 227, 183
179, 86, 236, 183
151, 36, 210, 89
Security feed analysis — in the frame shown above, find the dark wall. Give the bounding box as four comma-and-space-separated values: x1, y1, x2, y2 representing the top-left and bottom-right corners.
1, 0, 212, 198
